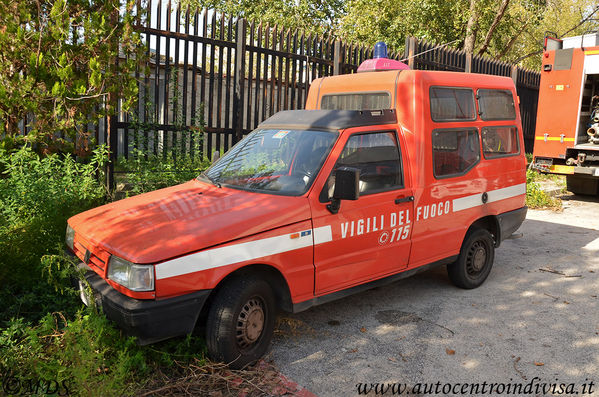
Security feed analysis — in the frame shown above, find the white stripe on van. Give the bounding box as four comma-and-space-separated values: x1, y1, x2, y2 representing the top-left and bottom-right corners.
452, 183, 526, 212
313, 225, 333, 244
154, 182, 525, 280
155, 228, 321, 280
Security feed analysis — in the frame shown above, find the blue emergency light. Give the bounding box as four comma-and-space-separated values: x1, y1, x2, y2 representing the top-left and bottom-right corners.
373, 42, 388, 59
357, 41, 410, 73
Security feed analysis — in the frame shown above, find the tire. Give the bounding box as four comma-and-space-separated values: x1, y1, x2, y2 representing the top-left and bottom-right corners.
205, 276, 276, 369
448, 228, 495, 289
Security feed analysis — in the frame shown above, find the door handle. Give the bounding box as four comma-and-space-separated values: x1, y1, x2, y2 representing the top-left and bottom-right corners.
395, 195, 414, 204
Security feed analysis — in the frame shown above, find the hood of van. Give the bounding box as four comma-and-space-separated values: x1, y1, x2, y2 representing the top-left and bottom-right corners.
68, 179, 312, 264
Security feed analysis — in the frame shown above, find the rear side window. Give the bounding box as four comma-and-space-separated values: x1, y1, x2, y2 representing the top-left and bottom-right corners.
482, 126, 520, 158
321, 92, 391, 111
430, 87, 476, 121
432, 128, 480, 178
477, 89, 516, 120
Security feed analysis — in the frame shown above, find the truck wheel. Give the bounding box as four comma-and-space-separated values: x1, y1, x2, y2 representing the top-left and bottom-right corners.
448, 228, 495, 289
205, 276, 276, 369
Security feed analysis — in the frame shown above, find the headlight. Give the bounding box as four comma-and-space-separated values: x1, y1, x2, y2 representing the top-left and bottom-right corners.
65, 224, 75, 250
107, 256, 155, 292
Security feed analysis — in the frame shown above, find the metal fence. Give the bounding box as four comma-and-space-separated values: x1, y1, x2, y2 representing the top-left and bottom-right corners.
97, 3, 541, 185
105, 6, 380, 171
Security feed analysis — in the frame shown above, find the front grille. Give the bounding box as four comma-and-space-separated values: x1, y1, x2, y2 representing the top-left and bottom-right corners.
73, 238, 109, 271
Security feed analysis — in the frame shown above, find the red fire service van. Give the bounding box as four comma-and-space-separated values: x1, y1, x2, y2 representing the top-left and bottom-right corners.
532, 32, 599, 194
66, 45, 527, 368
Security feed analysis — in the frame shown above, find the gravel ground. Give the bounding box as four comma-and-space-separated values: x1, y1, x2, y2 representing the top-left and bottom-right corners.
268, 196, 599, 396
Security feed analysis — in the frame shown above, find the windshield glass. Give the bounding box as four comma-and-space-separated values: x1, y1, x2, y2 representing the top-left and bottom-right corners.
200, 129, 338, 195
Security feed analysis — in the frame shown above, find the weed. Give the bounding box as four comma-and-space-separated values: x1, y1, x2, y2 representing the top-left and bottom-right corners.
526, 169, 562, 209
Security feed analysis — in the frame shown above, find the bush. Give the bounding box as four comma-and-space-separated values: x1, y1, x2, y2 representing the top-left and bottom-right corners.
0, 307, 207, 396
0, 145, 108, 290
526, 169, 561, 209
116, 151, 211, 197
0, 144, 208, 395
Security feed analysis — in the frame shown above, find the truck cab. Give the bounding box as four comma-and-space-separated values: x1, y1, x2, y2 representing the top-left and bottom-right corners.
67, 63, 527, 369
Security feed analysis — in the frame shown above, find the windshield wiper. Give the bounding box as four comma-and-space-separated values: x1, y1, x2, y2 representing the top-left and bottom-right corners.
201, 173, 222, 188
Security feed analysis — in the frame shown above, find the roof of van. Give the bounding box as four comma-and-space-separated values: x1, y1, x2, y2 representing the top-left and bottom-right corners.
258, 109, 397, 131
305, 69, 517, 110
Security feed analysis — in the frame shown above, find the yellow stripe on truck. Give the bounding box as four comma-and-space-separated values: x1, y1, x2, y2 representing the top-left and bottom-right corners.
534, 137, 575, 142
549, 165, 574, 174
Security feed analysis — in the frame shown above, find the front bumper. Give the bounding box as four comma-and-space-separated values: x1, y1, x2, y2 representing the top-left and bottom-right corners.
82, 268, 211, 345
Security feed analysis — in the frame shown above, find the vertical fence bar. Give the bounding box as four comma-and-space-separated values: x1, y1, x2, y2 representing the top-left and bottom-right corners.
163, 0, 172, 159
276, 29, 284, 113
246, 21, 255, 131
284, 29, 290, 111
225, 15, 234, 150
269, 26, 277, 117
208, 11, 216, 157
216, 13, 224, 154
234, 18, 247, 143
254, 23, 262, 127
261, 24, 269, 122
290, 30, 298, 109
298, 32, 306, 108
182, 5, 190, 156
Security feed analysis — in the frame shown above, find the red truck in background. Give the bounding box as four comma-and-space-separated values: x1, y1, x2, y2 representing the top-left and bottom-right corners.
66, 47, 527, 369
532, 32, 599, 194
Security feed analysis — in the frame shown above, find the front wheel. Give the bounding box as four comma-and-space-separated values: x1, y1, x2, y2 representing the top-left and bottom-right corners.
205, 276, 276, 369
447, 228, 495, 289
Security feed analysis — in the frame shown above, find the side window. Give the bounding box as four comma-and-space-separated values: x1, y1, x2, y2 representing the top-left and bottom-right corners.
322, 132, 402, 200
430, 87, 476, 121
482, 126, 520, 158
477, 89, 516, 120
321, 92, 391, 111
433, 128, 480, 178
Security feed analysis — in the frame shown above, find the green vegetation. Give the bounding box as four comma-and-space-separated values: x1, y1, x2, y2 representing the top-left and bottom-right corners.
339, 0, 599, 68
0, 0, 145, 153
526, 169, 563, 209
116, 151, 210, 197
0, 145, 108, 289
0, 146, 210, 395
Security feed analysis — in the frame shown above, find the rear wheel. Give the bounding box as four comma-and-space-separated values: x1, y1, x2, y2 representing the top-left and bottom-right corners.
448, 228, 495, 289
205, 276, 276, 369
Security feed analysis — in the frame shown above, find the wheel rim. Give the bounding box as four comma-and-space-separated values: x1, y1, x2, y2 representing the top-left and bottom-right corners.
466, 240, 487, 276
236, 297, 265, 349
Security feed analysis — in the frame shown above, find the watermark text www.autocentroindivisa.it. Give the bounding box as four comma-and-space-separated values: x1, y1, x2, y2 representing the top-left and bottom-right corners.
1, 370, 71, 396
356, 377, 595, 395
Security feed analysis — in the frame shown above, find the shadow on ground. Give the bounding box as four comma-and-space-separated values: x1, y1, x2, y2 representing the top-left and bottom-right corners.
269, 215, 599, 396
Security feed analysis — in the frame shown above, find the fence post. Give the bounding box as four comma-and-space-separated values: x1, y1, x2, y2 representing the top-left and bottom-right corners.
333, 40, 342, 75
465, 53, 473, 73
511, 65, 518, 85
234, 18, 247, 143
406, 37, 417, 69
105, 7, 119, 194
106, 114, 117, 193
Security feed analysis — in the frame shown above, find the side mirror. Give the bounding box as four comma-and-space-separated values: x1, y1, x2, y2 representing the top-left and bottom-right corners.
327, 167, 359, 214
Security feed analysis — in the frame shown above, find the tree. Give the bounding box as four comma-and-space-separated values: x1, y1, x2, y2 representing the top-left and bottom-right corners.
182, 0, 346, 34
0, 0, 146, 154
338, 0, 599, 69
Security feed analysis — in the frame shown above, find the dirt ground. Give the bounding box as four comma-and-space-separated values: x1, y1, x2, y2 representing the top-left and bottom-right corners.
268, 195, 599, 396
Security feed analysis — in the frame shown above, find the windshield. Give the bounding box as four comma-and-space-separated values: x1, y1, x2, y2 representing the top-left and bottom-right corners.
200, 129, 338, 195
